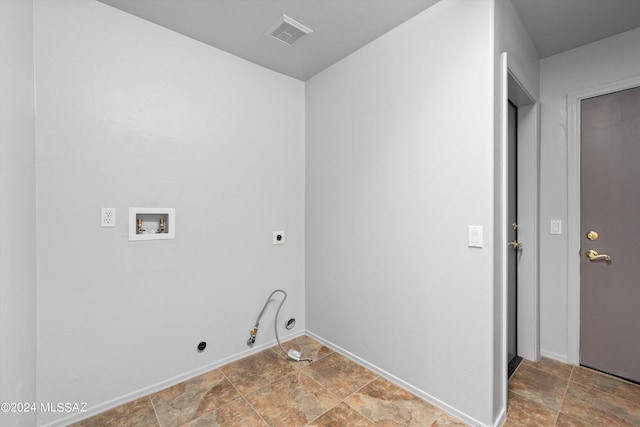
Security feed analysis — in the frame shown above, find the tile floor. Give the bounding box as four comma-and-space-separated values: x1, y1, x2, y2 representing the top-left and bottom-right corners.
71, 336, 640, 427
506, 357, 640, 426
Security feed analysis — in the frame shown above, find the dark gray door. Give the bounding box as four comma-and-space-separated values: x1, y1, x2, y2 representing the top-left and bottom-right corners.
507, 101, 519, 368
580, 86, 640, 383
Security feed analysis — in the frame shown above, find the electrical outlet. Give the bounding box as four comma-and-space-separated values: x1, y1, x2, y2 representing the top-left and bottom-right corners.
101, 208, 116, 227
273, 230, 285, 245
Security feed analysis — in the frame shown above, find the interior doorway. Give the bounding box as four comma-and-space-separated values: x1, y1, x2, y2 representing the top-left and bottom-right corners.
502, 61, 539, 375
499, 53, 540, 424
566, 75, 640, 367
507, 100, 522, 377
579, 86, 640, 384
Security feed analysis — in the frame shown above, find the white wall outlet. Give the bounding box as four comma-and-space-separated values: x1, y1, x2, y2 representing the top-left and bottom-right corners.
550, 219, 562, 235
273, 230, 285, 245
101, 208, 116, 227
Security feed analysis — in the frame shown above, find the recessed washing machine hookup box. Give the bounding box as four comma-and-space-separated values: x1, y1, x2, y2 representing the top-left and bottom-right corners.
129, 207, 175, 241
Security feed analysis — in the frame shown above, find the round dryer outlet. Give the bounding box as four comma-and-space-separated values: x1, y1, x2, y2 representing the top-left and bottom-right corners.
285, 318, 296, 330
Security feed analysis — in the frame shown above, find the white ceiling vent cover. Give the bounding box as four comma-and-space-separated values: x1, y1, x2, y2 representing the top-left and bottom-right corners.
265, 14, 313, 47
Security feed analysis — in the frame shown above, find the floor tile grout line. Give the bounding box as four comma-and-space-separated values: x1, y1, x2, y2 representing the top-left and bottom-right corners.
239, 393, 270, 426
522, 359, 574, 382
304, 401, 338, 426
338, 374, 380, 408
222, 341, 367, 426
237, 347, 377, 426
299, 355, 380, 426
337, 376, 380, 426
313, 372, 380, 424
508, 381, 565, 414
146, 395, 162, 427
509, 361, 572, 412
602, 390, 640, 409
232, 365, 355, 427
337, 374, 449, 427
571, 366, 640, 408
298, 365, 346, 402
507, 387, 552, 405
570, 376, 640, 409
552, 366, 573, 426
222, 351, 300, 397
517, 359, 640, 414
555, 411, 600, 427
299, 352, 380, 401
567, 379, 640, 425
221, 371, 271, 427
575, 363, 640, 387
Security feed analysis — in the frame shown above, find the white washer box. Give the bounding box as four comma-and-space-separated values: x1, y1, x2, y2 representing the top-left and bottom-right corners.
129, 207, 175, 241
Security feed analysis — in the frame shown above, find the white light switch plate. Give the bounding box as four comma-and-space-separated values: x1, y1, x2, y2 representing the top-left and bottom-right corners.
550, 219, 562, 235
468, 225, 483, 248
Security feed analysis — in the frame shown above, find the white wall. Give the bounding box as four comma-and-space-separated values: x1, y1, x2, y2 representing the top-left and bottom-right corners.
495, 1, 539, 100
306, 1, 498, 425
539, 27, 640, 361
33, 1, 305, 425
0, 1, 37, 426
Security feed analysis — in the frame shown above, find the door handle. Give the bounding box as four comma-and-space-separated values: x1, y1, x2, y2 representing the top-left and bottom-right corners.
508, 240, 522, 250
586, 249, 611, 262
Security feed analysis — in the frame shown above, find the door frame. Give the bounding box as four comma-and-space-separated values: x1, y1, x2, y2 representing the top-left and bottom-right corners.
498, 52, 540, 361
499, 52, 540, 368
566, 75, 640, 365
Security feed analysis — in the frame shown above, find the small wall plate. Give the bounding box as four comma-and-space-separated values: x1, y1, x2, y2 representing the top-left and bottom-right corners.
273, 230, 285, 245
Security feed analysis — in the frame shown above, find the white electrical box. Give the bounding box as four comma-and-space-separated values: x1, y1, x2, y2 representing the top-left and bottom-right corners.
550, 219, 562, 235
101, 208, 116, 227
273, 230, 285, 245
129, 208, 175, 241
468, 225, 483, 248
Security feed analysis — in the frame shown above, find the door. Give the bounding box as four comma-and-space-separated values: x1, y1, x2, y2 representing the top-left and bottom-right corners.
580, 86, 640, 383
507, 101, 521, 375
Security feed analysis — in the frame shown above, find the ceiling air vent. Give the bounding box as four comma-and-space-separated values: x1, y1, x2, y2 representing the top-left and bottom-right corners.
264, 14, 313, 47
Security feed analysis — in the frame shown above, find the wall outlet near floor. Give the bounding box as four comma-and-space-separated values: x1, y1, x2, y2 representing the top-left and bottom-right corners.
101, 208, 116, 227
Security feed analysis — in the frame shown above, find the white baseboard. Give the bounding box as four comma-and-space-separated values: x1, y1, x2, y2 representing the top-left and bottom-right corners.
305, 330, 495, 427
540, 349, 571, 364
44, 330, 508, 427
494, 408, 506, 427
39, 330, 305, 427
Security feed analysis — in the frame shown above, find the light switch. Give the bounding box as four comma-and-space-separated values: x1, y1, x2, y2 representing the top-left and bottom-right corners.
468, 225, 483, 248
550, 220, 562, 235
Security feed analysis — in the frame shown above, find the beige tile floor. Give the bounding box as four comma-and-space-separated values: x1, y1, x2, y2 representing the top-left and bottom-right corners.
71, 336, 640, 426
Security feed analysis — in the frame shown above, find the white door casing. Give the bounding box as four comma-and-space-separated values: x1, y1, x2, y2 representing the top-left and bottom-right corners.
504, 54, 541, 364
